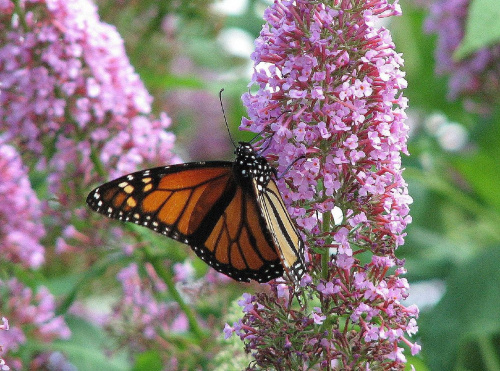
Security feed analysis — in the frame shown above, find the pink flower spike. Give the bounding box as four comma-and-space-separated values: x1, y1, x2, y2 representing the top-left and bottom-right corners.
237, 0, 416, 368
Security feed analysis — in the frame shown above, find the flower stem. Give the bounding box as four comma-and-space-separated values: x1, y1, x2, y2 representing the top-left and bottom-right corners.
477, 335, 500, 371
89, 146, 107, 179
13, 0, 29, 32
321, 211, 332, 280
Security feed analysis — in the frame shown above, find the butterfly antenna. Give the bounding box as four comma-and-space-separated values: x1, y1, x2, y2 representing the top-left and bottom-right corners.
219, 89, 237, 148
277, 155, 306, 180
250, 130, 265, 144
254, 110, 291, 155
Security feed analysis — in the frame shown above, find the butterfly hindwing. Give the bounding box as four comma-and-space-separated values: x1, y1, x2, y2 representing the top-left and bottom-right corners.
201, 181, 284, 282
255, 178, 306, 284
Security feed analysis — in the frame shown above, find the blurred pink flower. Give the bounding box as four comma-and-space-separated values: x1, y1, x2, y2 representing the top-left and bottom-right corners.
0, 317, 9, 371
0, 279, 70, 369
108, 263, 189, 357
0, 144, 45, 268
0, 0, 179, 252
424, 0, 500, 106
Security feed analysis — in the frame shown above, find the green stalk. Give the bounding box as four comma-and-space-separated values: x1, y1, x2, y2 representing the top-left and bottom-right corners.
321, 211, 332, 280
477, 335, 500, 371
13, 0, 29, 32
89, 146, 107, 179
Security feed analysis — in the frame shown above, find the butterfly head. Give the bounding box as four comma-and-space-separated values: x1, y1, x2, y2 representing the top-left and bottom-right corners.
235, 141, 256, 157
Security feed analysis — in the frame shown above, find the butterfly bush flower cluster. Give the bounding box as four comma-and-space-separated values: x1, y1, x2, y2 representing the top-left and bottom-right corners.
0, 143, 45, 268
227, 0, 419, 369
0, 0, 179, 247
107, 263, 189, 365
0, 0, 181, 367
0, 279, 71, 370
423, 0, 500, 106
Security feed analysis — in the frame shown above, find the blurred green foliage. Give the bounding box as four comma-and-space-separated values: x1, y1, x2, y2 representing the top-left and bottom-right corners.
393, 2, 500, 370
455, 0, 500, 59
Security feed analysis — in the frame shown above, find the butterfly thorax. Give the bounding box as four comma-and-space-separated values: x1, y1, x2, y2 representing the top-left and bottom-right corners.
233, 142, 272, 193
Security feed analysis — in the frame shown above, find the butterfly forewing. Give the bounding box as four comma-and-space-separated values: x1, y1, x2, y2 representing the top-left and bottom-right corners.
87, 163, 232, 242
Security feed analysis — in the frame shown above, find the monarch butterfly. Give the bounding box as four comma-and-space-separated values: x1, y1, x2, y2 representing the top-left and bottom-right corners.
86, 141, 306, 284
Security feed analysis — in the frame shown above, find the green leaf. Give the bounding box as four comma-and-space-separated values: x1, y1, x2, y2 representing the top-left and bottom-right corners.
454, 0, 500, 60
52, 316, 129, 371
451, 114, 500, 213
42, 273, 81, 297
393, 4, 459, 114
452, 150, 500, 212
133, 350, 163, 371
141, 72, 205, 90
420, 245, 500, 370
405, 355, 429, 371
56, 252, 133, 315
